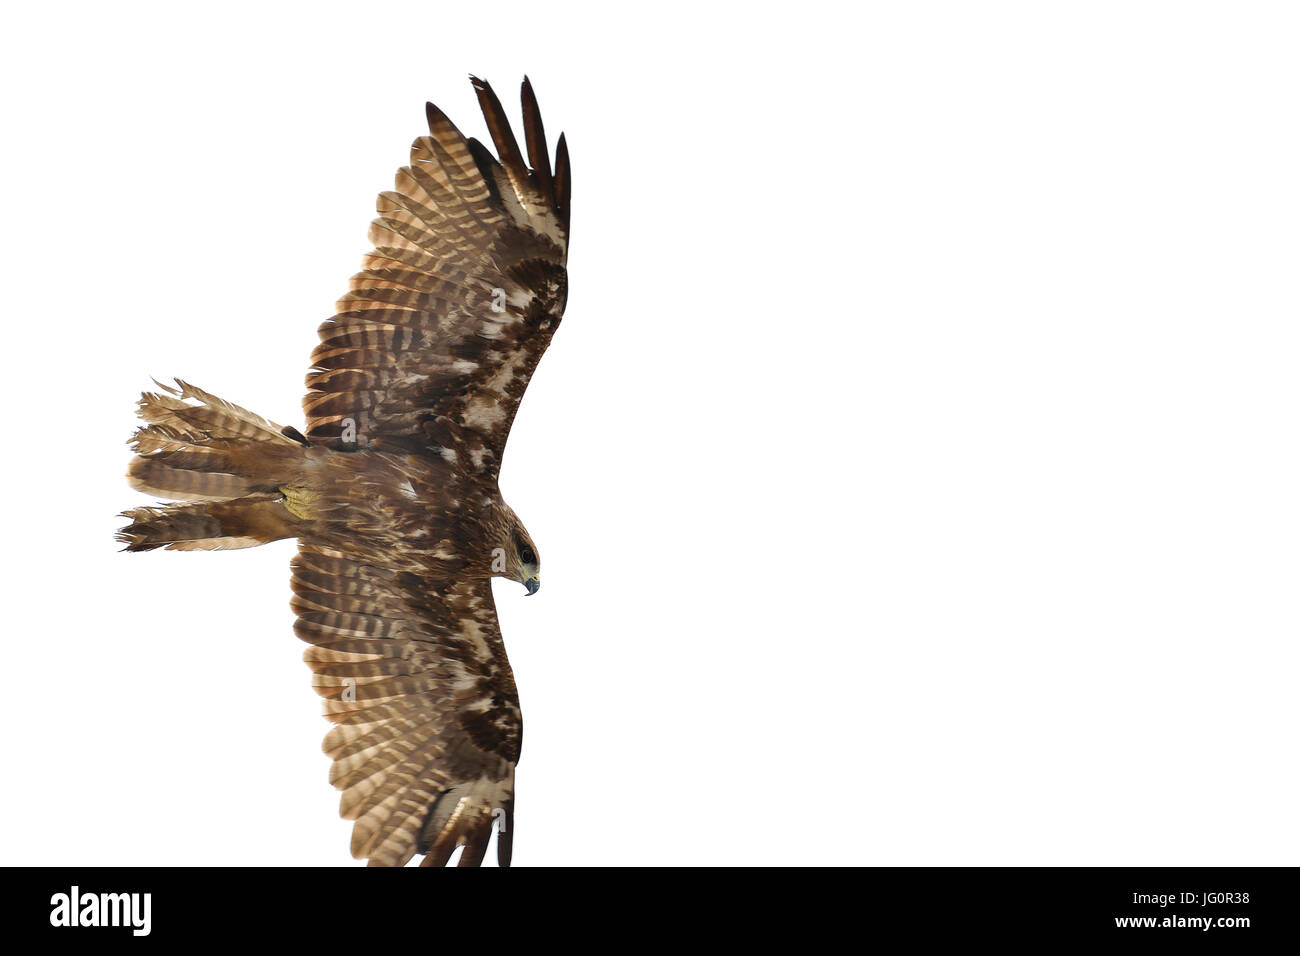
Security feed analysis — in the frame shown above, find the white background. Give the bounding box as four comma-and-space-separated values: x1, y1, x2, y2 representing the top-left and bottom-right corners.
2, 1, 1298, 866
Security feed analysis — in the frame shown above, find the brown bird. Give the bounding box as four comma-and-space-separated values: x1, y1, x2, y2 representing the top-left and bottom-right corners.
118, 76, 570, 867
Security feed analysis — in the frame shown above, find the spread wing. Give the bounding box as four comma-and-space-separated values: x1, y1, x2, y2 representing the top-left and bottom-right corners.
303, 76, 571, 477
292, 543, 521, 867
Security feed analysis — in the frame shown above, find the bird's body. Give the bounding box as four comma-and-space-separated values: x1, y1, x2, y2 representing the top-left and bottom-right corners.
118, 76, 570, 867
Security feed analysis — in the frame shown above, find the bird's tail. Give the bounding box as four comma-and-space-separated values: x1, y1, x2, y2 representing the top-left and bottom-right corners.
117, 379, 312, 552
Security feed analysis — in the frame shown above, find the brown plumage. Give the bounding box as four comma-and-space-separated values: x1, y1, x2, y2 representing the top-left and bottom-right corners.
118, 76, 570, 866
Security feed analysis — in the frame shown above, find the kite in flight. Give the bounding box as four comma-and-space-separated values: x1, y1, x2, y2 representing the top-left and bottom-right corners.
118, 76, 571, 867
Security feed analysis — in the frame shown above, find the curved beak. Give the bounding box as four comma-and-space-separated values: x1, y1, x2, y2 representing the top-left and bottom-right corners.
524, 576, 540, 596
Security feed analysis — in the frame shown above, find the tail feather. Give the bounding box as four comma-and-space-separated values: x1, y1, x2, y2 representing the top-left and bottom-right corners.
118, 499, 302, 552
137, 379, 297, 444
121, 379, 312, 552
127, 458, 261, 502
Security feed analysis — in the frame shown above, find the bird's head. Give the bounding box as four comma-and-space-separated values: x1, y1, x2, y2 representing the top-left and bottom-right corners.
492, 505, 541, 596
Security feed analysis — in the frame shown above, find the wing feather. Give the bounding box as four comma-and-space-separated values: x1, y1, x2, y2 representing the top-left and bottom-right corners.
292, 543, 519, 866
520, 76, 553, 199
304, 76, 569, 477
470, 75, 531, 207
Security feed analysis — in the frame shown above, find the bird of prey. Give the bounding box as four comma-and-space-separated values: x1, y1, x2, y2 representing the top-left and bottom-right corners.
118, 76, 571, 867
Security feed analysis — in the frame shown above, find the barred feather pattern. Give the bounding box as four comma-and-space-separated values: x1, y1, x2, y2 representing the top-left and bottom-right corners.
119, 499, 300, 552
126, 379, 304, 499
303, 75, 570, 479
293, 543, 520, 867
119, 379, 310, 551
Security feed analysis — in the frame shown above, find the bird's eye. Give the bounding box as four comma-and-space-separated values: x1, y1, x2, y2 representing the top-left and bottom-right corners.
519, 544, 536, 565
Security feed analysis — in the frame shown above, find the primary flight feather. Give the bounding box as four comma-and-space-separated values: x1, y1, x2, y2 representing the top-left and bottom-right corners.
118, 76, 571, 867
